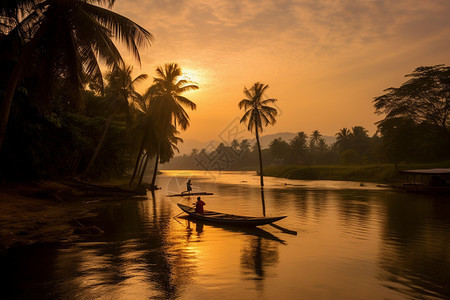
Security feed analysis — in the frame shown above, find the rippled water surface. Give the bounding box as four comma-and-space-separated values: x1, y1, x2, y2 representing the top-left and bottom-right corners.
3, 171, 450, 299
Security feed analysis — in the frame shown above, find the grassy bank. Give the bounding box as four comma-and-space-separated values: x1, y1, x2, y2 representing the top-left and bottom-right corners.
264, 162, 450, 183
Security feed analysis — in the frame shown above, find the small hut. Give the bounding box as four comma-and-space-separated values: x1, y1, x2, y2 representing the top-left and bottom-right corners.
399, 168, 450, 193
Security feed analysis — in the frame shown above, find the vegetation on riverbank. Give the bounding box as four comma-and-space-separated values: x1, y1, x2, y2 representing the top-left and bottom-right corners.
264, 162, 450, 183
0, 3, 200, 188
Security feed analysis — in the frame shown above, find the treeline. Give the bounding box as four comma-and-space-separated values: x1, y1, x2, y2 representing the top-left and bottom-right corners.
162, 127, 377, 170
163, 120, 449, 171
165, 65, 450, 171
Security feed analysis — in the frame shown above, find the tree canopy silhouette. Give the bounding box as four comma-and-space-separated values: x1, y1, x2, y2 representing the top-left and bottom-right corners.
373, 65, 450, 140
0, 0, 153, 151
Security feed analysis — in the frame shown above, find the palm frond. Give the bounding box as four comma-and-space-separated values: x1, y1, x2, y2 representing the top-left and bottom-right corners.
79, 2, 153, 65
176, 83, 199, 94
238, 99, 253, 110
175, 95, 197, 110
74, 6, 124, 68
261, 98, 277, 105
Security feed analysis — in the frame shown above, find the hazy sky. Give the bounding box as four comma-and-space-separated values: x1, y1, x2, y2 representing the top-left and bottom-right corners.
114, 0, 450, 142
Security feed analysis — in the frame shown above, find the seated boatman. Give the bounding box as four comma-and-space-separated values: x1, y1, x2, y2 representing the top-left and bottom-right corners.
195, 196, 206, 214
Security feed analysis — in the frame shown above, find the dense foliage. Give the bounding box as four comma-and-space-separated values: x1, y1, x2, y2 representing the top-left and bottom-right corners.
0, 2, 198, 183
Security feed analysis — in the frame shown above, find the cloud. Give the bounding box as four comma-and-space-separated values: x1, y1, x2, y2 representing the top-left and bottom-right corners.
111, 0, 450, 139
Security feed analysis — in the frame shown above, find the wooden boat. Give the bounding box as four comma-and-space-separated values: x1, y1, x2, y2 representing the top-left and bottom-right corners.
167, 192, 214, 197
177, 203, 286, 226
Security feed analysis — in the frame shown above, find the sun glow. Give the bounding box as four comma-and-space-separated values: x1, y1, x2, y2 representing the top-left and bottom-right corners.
179, 68, 201, 84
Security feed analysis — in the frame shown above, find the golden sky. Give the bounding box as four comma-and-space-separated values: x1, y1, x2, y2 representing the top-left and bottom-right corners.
114, 0, 450, 142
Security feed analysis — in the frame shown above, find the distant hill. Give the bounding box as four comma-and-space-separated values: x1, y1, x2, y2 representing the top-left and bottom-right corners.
176, 132, 336, 155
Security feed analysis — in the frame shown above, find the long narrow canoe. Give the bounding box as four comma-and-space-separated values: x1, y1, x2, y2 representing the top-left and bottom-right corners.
167, 192, 214, 197
177, 203, 286, 226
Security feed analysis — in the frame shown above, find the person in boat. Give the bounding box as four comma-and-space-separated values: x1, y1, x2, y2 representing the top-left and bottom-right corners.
186, 179, 192, 194
195, 196, 206, 214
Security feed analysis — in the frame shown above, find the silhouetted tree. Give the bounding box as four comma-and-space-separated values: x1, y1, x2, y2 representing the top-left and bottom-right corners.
289, 131, 308, 164
238, 82, 278, 187
151, 63, 198, 131
84, 64, 148, 177
0, 0, 153, 151
269, 138, 289, 165
374, 65, 450, 143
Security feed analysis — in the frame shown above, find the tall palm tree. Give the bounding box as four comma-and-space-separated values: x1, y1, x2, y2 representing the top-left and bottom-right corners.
0, 0, 153, 151
129, 83, 184, 188
151, 63, 199, 131
128, 86, 158, 186
147, 125, 182, 187
84, 63, 148, 177
238, 82, 278, 187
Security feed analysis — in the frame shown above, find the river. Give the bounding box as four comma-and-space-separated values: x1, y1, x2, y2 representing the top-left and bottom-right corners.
3, 171, 450, 299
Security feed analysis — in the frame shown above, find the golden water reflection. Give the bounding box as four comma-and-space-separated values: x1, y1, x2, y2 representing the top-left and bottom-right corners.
2, 171, 450, 299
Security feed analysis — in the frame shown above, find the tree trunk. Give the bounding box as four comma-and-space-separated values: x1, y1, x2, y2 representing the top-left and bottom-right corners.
129, 150, 143, 187
150, 153, 159, 188
138, 152, 151, 185
83, 115, 113, 178
255, 128, 264, 187
0, 21, 49, 152
129, 130, 148, 186
136, 152, 148, 182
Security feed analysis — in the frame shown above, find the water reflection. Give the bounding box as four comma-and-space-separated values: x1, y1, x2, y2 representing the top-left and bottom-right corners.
2, 172, 450, 299
178, 216, 286, 245
378, 193, 450, 299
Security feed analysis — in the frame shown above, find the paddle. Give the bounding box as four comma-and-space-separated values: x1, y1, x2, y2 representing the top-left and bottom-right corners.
173, 211, 186, 218
269, 223, 297, 235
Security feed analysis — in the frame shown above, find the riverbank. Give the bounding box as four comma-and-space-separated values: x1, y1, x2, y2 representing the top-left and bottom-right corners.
264, 162, 450, 183
0, 180, 146, 252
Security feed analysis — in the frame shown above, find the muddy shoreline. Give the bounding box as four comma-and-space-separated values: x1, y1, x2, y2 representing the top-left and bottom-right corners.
0, 180, 146, 252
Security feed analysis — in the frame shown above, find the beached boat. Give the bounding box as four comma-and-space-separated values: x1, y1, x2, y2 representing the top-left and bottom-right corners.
177, 203, 286, 226
167, 192, 214, 197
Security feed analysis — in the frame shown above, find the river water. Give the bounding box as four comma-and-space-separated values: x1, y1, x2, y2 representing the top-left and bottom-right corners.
3, 171, 450, 299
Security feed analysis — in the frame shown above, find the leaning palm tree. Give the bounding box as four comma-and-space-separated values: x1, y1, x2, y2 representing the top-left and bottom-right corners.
238, 82, 278, 187
0, 0, 153, 151
146, 125, 182, 187
128, 86, 158, 186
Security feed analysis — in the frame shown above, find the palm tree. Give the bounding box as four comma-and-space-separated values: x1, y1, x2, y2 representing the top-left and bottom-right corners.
335, 128, 352, 152
146, 125, 182, 187
128, 86, 158, 186
336, 128, 351, 141
239, 139, 251, 153
84, 63, 148, 178
238, 82, 278, 187
309, 130, 323, 150
151, 63, 199, 131
0, 0, 153, 151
